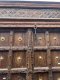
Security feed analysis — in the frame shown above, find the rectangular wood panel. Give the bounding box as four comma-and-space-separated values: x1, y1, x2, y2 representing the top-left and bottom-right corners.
0, 32, 10, 46
0, 51, 8, 68
34, 73, 48, 80
51, 50, 60, 67
0, 74, 7, 80
35, 33, 46, 46
53, 72, 60, 80
11, 73, 26, 80
50, 33, 60, 46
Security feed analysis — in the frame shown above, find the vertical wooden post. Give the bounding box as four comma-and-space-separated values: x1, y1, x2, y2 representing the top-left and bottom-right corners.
26, 29, 33, 80
8, 31, 13, 80
45, 31, 53, 80
31, 26, 37, 80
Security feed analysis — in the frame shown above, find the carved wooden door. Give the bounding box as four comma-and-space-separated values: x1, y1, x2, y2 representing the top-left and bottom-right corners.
0, 28, 60, 80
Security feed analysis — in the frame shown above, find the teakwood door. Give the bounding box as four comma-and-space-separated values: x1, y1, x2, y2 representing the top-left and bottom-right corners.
0, 28, 60, 80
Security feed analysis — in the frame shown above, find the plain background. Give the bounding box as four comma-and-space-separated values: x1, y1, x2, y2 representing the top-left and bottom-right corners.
0, 0, 60, 2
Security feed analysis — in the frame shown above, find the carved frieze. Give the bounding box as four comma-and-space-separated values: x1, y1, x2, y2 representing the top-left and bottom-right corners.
0, 8, 60, 19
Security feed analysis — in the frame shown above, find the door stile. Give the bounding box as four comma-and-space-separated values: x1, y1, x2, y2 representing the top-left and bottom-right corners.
26, 29, 33, 80
45, 31, 53, 80
8, 31, 13, 80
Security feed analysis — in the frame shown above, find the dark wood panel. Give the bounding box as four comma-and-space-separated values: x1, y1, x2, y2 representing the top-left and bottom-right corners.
34, 33, 46, 46
34, 50, 47, 67
12, 51, 26, 68
51, 50, 60, 67
0, 51, 8, 68
13, 32, 27, 46
34, 73, 48, 80
53, 72, 60, 80
11, 73, 26, 80
50, 33, 60, 46
0, 74, 7, 80
0, 32, 10, 46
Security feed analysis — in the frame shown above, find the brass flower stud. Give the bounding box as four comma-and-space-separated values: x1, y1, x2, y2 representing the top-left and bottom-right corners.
1, 37, 5, 41
18, 37, 22, 42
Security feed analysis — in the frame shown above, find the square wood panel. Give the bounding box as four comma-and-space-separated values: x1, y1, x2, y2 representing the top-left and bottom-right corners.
34, 51, 47, 67
12, 51, 26, 68
13, 32, 27, 46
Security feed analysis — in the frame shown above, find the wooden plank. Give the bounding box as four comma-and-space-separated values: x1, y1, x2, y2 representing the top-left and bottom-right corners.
1, 46, 60, 51
45, 31, 53, 80
0, 68, 27, 73
26, 29, 33, 80
52, 67, 60, 71
33, 46, 60, 50
0, 19, 60, 24
0, 46, 10, 50
7, 31, 13, 80
11, 68, 27, 73
0, 19, 60, 28
34, 67, 49, 72
0, 19, 59, 24
27, 29, 33, 71
0, 68, 8, 73
12, 46, 27, 50
0, 46, 27, 50
50, 46, 60, 50
0, 2, 59, 8
34, 46, 47, 50
0, 24, 60, 28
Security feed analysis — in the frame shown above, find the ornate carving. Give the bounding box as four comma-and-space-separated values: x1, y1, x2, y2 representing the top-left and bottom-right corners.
0, 8, 60, 19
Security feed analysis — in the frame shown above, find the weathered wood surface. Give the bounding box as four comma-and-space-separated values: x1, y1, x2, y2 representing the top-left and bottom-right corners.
0, 1, 59, 8
0, 19, 59, 28
0, 1, 60, 80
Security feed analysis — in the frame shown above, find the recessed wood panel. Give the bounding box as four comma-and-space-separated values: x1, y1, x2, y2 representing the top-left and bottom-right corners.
0, 51, 8, 68
0, 32, 10, 46
12, 51, 26, 68
53, 72, 60, 80
13, 32, 27, 46
35, 33, 46, 46
0, 74, 7, 80
50, 33, 60, 46
51, 50, 60, 67
11, 73, 26, 80
34, 51, 47, 67
34, 73, 48, 80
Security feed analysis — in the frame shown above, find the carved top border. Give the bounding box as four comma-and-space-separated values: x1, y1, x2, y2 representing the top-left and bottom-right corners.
0, 1, 60, 8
